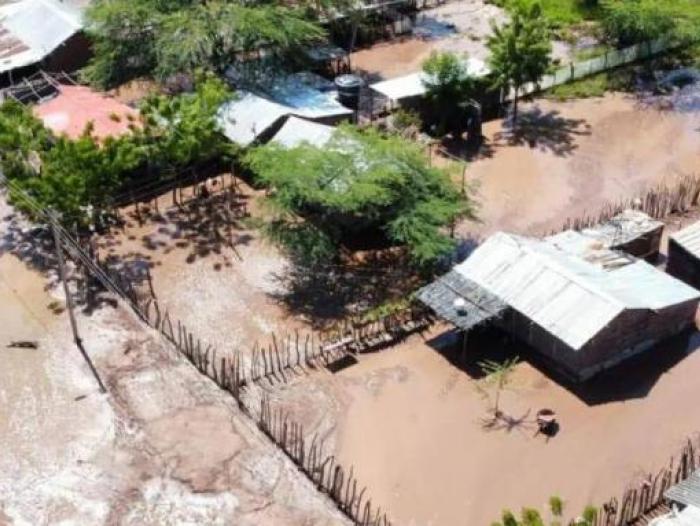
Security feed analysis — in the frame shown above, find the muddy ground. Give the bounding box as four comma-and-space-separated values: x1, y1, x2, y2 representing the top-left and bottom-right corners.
0, 201, 349, 525
2, 86, 699, 524
350, 0, 577, 81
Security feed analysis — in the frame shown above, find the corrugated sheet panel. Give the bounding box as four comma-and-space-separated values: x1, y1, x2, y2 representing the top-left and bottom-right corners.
666, 471, 700, 509
671, 221, 700, 259
271, 116, 334, 148
216, 92, 290, 146
416, 271, 507, 332
0, 0, 82, 73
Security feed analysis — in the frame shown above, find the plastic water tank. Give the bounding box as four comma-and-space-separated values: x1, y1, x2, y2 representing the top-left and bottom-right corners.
334, 74, 363, 110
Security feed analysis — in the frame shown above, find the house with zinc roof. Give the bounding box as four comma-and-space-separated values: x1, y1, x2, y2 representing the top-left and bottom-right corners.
419, 229, 700, 381
0, 0, 87, 83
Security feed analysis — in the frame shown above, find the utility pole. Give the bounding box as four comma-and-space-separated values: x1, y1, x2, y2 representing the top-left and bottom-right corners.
50, 215, 107, 394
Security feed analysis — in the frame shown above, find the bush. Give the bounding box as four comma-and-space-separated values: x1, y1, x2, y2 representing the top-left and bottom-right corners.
601, 0, 676, 47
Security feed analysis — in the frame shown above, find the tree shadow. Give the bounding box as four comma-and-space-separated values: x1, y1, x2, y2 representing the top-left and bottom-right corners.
267, 255, 424, 328
97, 185, 254, 273
492, 107, 592, 157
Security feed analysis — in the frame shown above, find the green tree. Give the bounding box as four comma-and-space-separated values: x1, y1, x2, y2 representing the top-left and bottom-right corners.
422, 51, 478, 136
487, 2, 552, 122
138, 72, 236, 171
600, 0, 676, 47
244, 125, 470, 267
477, 356, 519, 418
83, 0, 325, 88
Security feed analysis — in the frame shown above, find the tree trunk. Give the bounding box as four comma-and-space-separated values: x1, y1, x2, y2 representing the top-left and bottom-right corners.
348, 19, 359, 54
512, 87, 520, 124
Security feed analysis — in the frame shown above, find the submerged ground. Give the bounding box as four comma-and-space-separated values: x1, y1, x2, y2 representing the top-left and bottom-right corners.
1, 82, 699, 524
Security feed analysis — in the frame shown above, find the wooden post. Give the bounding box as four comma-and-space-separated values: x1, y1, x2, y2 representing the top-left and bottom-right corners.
50, 218, 106, 393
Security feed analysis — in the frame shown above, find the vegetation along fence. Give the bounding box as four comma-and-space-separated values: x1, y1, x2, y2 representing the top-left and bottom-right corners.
508, 39, 674, 101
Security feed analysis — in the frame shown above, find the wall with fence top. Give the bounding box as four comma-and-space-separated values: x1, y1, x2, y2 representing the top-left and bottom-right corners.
504, 39, 673, 101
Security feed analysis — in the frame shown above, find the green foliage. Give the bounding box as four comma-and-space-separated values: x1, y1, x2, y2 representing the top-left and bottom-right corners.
600, 0, 677, 47
390, 109, 422, 136
244, 125, 470, 266
492, 500, 599, 526
487, 2, 552, 121
477, 356, 519, 413
138, 72, 235, 170
83, 0, 325, 88
422, 51, 478, 135
0, 76, 234, 227
549, 496, 564, 517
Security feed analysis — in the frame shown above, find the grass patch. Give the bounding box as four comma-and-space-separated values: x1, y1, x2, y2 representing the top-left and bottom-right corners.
545, 66, 636, 101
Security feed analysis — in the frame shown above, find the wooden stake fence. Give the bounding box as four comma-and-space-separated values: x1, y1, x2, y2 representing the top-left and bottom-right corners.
557, 174, 700, 234
576, 438, 699, 526
259, 395, 391, 526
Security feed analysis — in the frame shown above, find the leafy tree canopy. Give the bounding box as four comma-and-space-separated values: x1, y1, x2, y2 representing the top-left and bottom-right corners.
600, 0, 678, 47
422, 51, 479, 135
0, 76, 234, 226
244, 125, 471, 267
83, 0, 325, 88
487, 1, 552, 121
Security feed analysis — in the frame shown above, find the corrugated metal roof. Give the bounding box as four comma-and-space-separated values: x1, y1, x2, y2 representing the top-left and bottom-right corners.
416, 270, 508, 331
454, 232, 700, 350
271, 116, 335, 148
216, 79, 352, 146
370, 58, 489, 102
0, 0, 82, 74
666, 470, 700, 509
671, 221, 700, 259
651, 505, 700, 526
216, 92, 290, 146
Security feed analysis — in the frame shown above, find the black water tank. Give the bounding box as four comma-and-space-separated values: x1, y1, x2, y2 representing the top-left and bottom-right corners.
335, 74, 363, 110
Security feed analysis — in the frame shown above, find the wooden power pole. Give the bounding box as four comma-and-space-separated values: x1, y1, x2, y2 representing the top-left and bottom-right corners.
50, 217, 107, 394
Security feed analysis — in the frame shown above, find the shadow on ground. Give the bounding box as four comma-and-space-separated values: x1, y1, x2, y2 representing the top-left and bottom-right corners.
490, 107, 592, 157
427, 324, 700, 406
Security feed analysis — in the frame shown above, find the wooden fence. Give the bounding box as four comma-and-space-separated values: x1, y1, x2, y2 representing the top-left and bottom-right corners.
579, 438, 699, 526
259, 395, 391, 526
556, 173, 700, 233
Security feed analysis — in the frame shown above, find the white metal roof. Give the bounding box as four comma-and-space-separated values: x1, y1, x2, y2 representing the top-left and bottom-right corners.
216, 92, 290, 146
0, 0, 82, 74
370, 57, 489, 102
271, 116, 335, 148
263, 75, 352, 120
455, 231, 700, 350
671, 221, 700, 258
649, 505, 700, 526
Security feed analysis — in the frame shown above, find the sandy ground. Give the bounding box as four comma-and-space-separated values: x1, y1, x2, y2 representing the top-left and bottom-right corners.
0, 199, 349, 525
351, 0, 573, 80
462, 92, 700, 239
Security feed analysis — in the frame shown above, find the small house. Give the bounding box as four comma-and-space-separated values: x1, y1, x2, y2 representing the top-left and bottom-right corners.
419, 230, 700, 381
668, 221, 700, 289
0, 0, 87, 84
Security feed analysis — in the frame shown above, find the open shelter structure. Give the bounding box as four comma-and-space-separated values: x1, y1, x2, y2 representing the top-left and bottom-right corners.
419, 228, 700, 381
